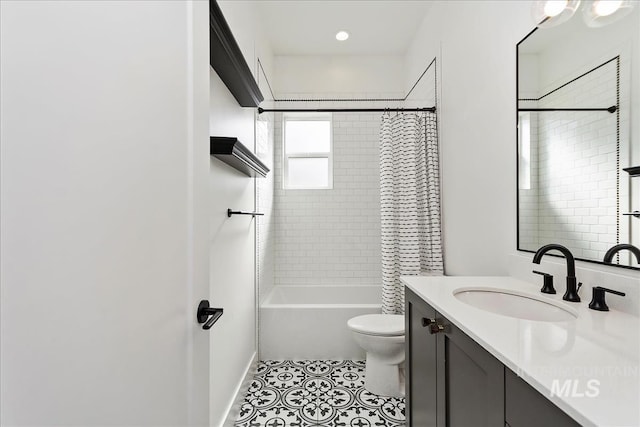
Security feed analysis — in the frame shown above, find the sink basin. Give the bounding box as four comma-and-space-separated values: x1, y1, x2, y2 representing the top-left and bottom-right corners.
453, 287, 578, 322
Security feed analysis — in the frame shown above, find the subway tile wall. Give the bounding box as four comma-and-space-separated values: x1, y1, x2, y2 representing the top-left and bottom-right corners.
273, 110, 383, 286
257, 111, 276, 302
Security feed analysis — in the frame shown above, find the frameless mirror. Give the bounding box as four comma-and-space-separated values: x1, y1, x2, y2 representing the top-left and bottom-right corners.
517, 5, 639, 269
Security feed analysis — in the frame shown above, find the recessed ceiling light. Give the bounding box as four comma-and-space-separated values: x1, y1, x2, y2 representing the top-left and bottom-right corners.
335, 31, 349, 41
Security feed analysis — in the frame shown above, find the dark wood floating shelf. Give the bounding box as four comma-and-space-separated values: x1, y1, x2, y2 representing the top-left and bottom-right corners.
623, 166, 640, 177
209, 0, 263, 107
210, 137, 269, 178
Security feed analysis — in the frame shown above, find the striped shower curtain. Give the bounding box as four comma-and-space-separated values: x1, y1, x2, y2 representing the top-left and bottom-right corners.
380, 111, 443, 314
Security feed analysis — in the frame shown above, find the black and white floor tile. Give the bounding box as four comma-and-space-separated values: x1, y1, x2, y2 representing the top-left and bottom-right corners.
235, 360, 405, 427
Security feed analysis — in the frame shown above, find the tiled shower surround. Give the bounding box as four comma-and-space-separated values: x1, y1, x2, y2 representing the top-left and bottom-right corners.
273, 112, 382, 287
257, 111, 276, 302
234, 360, 405, 427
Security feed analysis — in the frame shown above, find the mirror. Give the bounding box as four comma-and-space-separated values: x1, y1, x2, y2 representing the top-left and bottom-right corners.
517, 5, 639, 269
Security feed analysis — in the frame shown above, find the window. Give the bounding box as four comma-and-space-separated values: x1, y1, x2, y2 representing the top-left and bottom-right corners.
283, 113, 333, 189
518, 112, 531, 190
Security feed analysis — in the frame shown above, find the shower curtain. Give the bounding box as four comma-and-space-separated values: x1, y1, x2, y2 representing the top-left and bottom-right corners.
380, 111, 443, 314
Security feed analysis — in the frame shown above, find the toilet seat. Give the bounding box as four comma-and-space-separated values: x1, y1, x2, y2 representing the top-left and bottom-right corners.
347, 314, 404, 336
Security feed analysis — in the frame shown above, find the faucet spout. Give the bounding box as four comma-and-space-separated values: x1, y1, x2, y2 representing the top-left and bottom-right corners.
603, 244, 640, 264
532, 244, 580, 302
532, 244, 576, 277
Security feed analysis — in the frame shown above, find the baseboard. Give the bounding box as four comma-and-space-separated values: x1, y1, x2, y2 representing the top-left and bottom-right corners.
222, 351, 258, 427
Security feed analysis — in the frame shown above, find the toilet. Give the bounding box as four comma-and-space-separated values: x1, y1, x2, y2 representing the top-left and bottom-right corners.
347, 314, 405, 397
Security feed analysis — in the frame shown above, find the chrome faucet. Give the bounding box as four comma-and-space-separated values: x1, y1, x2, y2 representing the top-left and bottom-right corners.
603, 243, 640, 264
532, 244, 582, 302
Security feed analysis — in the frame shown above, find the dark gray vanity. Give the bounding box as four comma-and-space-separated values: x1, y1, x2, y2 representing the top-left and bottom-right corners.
405, 288, 579, 427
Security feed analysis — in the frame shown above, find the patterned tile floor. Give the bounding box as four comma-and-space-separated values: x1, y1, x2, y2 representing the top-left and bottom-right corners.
234, 360, 405, 427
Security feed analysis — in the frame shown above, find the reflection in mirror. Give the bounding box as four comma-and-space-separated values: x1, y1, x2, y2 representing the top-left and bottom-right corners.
517, 5, 639, 269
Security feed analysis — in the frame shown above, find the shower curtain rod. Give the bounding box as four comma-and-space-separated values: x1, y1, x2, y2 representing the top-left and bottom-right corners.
518, 106, 617, 113
257, 107, 436, 114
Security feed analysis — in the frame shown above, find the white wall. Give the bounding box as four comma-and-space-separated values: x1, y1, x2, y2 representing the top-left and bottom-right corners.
0, 1, 210, 425
210, 2, 274, 425
208, 69, 257, 427
273, 55, 405, 98
405, 0, 533, 275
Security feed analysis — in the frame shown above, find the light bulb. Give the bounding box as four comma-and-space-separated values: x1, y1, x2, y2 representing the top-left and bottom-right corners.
544, 0, 569, 16
532, 0, 581, 28
593, 0, 623, 16
583, 0, 634, 27
335, 31, 349, 41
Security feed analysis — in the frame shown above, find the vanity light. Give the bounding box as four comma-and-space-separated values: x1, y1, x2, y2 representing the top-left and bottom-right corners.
583, 0, 635, 27
544, 0, 570, 16
532, 0, 582, 27
335, 31, 349, 41
594, 0, 623, 15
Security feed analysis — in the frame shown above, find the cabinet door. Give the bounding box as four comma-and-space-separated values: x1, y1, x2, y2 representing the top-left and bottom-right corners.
435, 314, 504, 427
505, 368, 579, 427
406, 289, 438, 427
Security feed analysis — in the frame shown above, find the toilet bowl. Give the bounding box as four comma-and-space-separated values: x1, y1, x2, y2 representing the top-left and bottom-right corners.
347, 314, 405, 397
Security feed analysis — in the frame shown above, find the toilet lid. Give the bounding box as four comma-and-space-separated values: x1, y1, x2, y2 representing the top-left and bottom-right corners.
348, 314, 404, 336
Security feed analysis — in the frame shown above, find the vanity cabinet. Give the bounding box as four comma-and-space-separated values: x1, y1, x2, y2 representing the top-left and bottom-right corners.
435, 311, 504, 427
504, 369, 579, 427
405, 288, 579, 427
405, 290, 438, 426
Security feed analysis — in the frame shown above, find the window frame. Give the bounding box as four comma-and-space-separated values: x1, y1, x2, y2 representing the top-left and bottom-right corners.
282, 113, 334, 190
518, 111, 531, 190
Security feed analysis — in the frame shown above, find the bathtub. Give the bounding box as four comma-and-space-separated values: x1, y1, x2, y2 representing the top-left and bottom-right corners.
260, 285, 382, 360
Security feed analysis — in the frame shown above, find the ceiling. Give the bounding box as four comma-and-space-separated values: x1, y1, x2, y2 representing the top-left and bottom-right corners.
250, 1, 433, 56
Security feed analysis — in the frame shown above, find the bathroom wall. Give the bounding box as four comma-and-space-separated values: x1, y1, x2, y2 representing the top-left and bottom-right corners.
273, 111, 383, 287
256, 111, 276, 302
405, 0, 532, 275
270, 56, 405, 288
210, 2, 274, 426
274, 55, 405, 98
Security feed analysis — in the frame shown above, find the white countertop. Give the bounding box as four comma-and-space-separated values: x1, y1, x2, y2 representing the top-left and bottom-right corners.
401, 275, 640, 427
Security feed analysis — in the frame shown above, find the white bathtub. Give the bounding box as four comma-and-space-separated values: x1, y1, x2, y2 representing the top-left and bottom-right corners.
260, 285, 382, 360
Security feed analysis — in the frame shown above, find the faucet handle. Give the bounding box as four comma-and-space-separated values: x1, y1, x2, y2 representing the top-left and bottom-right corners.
532, 270, 556, 294
589, 286, 626, 311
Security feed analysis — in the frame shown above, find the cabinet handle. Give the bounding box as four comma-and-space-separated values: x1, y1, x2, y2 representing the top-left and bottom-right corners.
421, 317, 435, 327
429, 323, 445, 334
